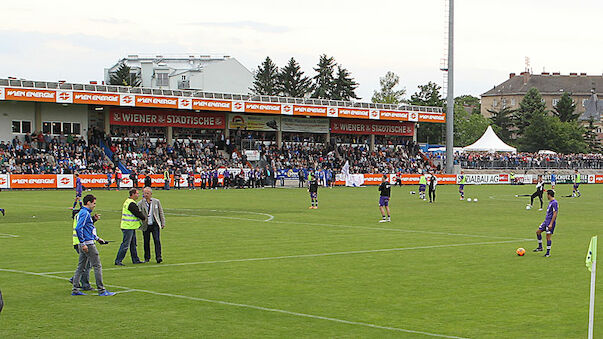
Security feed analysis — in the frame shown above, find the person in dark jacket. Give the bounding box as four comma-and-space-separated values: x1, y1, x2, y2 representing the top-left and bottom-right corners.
144, 172, 152, 188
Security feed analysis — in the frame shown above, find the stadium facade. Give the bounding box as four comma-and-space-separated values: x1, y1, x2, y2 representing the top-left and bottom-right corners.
0, 78, 444, 149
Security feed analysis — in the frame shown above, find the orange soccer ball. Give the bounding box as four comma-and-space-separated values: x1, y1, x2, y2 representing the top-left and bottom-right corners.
516, 248, 526, 256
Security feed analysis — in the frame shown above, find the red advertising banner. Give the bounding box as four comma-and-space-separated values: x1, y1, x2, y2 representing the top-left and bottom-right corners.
110, 108, 225, 129
244, 102, 281, 114
73, 92, 120, 105
10, 174, 57, 188
135, 95, 179, 108
192, 99, 232, 111
292, 105, 328, 117
4, 88, 56, 102
419, 112, 446, 123
337, 108, 369, 119
330, 119, 414, 136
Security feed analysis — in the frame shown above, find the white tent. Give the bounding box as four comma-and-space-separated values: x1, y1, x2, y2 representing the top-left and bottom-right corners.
462, 126, 516, 153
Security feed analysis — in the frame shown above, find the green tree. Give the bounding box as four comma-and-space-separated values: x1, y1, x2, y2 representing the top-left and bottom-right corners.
311, 54, 337, 99
520, 113, 587, 153
455, 95, 481, 114
251, 56, 280, 95
553, 92, 579, 122
409, 82, 445, 144
513, 88, 547, 136
584, 118, 602, 153
332, 66, 360, 100
371, 71, 406, 104
109, 63, 140, 87
453, 103, 489, 147
278, 57, 312, 97
487, 107, 515, 143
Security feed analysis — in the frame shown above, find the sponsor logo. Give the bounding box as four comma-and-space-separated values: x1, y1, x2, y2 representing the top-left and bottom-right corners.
58, 92, 71, 101
234, 102, 243, 110
60, 177, 71, 185
0, 177, 6, 185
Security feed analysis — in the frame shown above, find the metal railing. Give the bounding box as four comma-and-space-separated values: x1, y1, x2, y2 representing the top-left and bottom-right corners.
0, 78, 444, 114
458, 159, 603, 170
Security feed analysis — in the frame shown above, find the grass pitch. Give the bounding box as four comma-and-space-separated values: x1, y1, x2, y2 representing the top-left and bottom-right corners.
0, 184, 600, 338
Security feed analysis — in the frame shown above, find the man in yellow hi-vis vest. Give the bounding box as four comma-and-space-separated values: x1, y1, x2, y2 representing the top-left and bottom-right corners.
114, 189, 146, 266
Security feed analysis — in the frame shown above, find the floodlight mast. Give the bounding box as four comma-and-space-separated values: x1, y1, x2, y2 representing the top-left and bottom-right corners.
445, 0, 454, 174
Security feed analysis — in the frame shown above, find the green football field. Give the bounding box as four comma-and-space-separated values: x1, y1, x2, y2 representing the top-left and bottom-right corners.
0, 184, 599, 338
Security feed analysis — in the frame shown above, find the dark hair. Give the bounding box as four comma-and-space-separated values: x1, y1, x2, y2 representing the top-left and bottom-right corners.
382, 175, 388, 179
83, 194, 96, 205
547, 189, 555, 197
129, 189, 138, 197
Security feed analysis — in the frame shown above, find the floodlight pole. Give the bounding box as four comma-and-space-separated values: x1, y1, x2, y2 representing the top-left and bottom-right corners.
445, 0, 454, 174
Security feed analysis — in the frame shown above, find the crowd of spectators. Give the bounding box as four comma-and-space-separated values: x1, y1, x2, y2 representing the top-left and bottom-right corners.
0, 130, 110, 174
3, 126, 602, 177
456, 152, 603, 170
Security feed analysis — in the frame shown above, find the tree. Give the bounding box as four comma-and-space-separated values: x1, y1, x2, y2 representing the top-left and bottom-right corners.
513, 88, 547, 136
277, 57, 312, 98
332, 66, 360, 101
553, 92, 579, 122
520, 113, 587, 153
409, 82, 445, 107
584, 118, 602, 153
109, 63, 140, 87
251, 56, 280, 95
453, 103, 489, 147
311, 54, 337, 99
455, 95, 481, 114
487, 107, 515, 143
409, 82, 445, 144
372, 71, 406, 104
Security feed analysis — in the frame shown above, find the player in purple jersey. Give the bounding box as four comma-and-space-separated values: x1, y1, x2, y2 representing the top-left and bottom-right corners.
378, 175, 391, 222
72, 173, 83, 210
534, 190, 558, 257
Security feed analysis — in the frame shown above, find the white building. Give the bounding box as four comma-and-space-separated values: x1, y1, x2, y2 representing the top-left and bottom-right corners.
104, 55, 254, 94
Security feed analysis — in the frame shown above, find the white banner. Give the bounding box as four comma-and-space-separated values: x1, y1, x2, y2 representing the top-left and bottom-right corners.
280, 116, 329, 133
462, 174, 508, 185
0, 174, 8, 188
57, 174, 74, 188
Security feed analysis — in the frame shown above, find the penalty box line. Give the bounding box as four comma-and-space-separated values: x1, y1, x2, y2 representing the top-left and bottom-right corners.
0, 268, 468, 339
41, 238, 531, 275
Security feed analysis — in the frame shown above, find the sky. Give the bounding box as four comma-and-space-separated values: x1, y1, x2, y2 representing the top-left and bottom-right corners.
1, 0, 603, 101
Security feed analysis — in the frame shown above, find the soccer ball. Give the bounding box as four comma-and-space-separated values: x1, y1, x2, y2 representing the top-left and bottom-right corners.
467, 198, 472, 202
526, 204, 532, 210
516, 248, 526, 256
474, 198, 478, 202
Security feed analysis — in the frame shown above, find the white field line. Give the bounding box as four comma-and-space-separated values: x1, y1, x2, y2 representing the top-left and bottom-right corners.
0, 233, 20, 238
41, 239, 531, 275
0, 267, 468, 338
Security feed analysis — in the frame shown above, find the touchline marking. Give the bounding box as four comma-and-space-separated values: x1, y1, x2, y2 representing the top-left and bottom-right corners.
0, 233, 20, 238
41, 239, 531, 275
0, 268, 468, 338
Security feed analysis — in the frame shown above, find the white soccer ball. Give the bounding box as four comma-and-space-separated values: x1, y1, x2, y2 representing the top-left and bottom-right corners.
474, 198, 478, 202
467, 198, 472, 202
526, 204, 532, 210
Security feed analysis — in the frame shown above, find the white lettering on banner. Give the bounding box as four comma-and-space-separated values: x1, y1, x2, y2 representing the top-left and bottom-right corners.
420, 114, 445, 122
7, 90, 54, 99
166, 115, 217, 126
246, 103, 280, 111
371, 125, 411, 134
194, 100, 230, 108
137, 97, 177, 105
294, 106, 327, 114
75, 94, 119, 102
81, 178, 108, 184
339, 109, 368, 116
120, 113, 158, 124
463, 174, 503, 184
12, 178, 55, 184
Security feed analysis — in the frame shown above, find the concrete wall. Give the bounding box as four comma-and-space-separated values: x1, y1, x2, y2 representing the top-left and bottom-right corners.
0, 101, 36, 142
0, 101, 88, 142
200, 58, 253, 94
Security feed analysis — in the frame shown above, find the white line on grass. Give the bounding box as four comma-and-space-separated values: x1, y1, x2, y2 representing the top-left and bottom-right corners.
41, 239, 531, 275
0, 267, 468, 338
0, 233, 20, 238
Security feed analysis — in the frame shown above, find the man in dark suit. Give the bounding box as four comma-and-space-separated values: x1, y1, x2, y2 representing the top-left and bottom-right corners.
138, 187, 166, 263
144, 172, 152, 188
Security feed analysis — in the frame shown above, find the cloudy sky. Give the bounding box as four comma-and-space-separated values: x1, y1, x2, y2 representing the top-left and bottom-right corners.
1, 0, 602, 100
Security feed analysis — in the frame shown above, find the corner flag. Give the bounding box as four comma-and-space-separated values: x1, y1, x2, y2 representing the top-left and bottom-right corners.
586, 236, 597, 272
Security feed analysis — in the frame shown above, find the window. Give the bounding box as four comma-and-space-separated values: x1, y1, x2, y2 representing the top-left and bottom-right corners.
511, 99, 516, 106
43, 121, 82, 135
492, 99, 498, 107
11, 120, 32, 134
583, 99, 588, 107
501, 99, 507, 108
157, 73, 168, 86
552, 98, 559, 106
